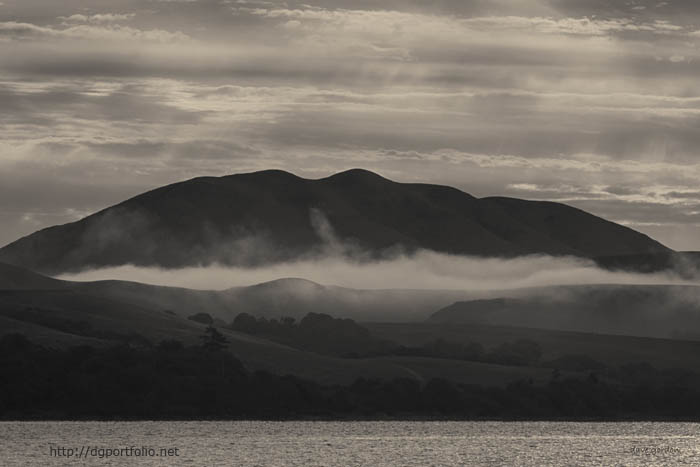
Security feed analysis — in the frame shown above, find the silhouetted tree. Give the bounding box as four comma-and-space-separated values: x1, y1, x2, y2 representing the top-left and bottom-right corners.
228, 312, 390, 357
230, 312, 258, 334
4, 333, 700, 420
281, 317, 296, 328
200, 326, 229, 352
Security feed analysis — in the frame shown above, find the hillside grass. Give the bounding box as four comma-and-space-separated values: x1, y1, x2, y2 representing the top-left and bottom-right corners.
366, 322, 700, 371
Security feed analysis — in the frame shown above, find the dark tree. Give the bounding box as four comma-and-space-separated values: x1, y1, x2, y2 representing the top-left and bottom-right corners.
230, 312, 259, 334
200, 326, 230, 352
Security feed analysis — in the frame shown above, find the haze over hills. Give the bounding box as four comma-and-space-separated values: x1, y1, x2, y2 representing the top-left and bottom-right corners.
5, 260, 700, 341
0, 169, 671, 275
0, 262, 578, 386
0, 261, 474, 323
7, 260, 700, 388
0, 262, 452, 384
3, 167, 700, 387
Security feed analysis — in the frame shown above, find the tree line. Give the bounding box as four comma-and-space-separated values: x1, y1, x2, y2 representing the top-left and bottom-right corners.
227, 312, 544, 366
3, 332, 700, 420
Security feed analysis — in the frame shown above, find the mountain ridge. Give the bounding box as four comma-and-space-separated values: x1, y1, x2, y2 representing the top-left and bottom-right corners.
0, 168, 670, 274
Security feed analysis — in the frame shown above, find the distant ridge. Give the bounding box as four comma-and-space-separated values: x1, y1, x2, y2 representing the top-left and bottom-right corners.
427, 284, 700, 339
0, 168, 670, 274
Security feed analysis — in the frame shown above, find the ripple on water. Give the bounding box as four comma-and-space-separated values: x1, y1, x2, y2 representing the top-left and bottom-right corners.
0, 421, 699, 466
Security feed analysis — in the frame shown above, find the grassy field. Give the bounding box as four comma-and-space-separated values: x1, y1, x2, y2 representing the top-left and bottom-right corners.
369, 356, 559, 386
7, 263, 699, 387
0, 290, 459, 386
366, 322, 700, 371
0, 288, 566, 387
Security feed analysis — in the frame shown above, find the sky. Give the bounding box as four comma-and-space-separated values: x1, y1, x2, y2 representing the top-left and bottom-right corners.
2, 0, 700, 250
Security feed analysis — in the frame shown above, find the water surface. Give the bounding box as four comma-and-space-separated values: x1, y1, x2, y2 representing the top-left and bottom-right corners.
1, 421, 698, 466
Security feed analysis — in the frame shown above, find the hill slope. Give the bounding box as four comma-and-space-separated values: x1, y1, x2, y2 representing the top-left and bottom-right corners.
428, 284, 700, 339
0, 169, 669, 274
0, 262, 473, 322
367, 322, 700, 372
6, 262, 700, 339
0, 262, 67, 290
6, 262, 700, 386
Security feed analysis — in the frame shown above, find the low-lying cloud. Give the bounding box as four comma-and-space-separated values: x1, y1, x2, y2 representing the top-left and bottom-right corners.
58, 250, 691, 291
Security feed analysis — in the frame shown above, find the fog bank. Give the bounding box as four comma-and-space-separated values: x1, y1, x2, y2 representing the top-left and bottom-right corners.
58, 250, 691, 291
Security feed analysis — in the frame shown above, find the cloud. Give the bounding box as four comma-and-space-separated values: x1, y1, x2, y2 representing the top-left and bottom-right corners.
48, 204, 696, 289
0, 21, 189, 43
2, 0, 700, 252
57, 250, 690, 290
59, 13, 136, 24
249, 7, 688, 41
0, 82, 204, 127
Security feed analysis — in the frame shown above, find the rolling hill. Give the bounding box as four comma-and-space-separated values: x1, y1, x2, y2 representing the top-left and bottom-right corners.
6, 262, 700, 386
428, 284, 700, 339
6, 261, 700, 339
0, 261, 474, 323
0, 169, 670, 275
0, 263, 560, 386
0, 262, 65, 290
367, 322, 700, 373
